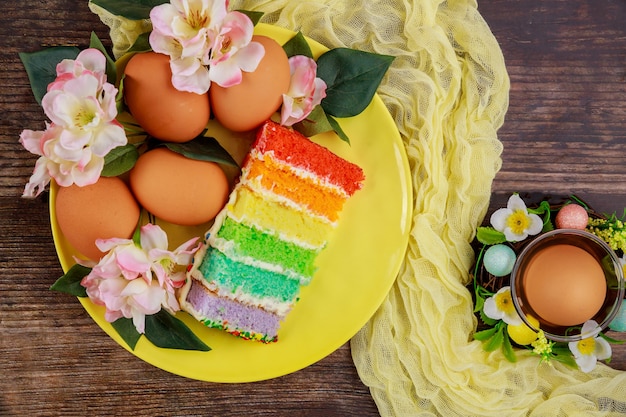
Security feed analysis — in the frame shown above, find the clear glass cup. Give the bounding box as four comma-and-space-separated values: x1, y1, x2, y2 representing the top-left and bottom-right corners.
510, 229, 625, 342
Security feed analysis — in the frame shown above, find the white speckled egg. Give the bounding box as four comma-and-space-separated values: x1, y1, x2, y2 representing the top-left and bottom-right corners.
483, 244, 516, 277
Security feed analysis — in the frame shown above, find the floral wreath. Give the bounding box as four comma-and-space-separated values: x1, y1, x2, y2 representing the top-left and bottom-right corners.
471, 193, 626, 373
18, 0, 392, 352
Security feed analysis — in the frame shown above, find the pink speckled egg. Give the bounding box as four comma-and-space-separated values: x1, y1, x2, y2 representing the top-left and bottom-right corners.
555, 204, 589, 229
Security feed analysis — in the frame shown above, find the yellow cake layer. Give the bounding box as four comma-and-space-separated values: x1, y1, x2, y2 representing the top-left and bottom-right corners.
244, 153, 348, 223
227, 185, 334, 249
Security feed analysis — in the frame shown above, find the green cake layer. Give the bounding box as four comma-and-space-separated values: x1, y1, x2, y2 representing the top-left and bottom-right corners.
198, 247, 301, 306
214, 216, 319, 280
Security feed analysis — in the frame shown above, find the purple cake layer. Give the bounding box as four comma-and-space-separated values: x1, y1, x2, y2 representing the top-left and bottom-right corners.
186, 279, 281, 343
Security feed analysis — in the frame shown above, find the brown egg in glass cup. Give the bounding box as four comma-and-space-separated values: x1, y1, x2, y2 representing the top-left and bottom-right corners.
510, 229, 625, 342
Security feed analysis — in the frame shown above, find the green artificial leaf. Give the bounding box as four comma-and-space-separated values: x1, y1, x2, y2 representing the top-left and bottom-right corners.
528, 200, 553, 232
473, 293, 485, 313
235, 10, 264, 26
115, 75, 126, 114
132, 221, 142, 247
475, 285, 494, 300
484, 327, 504, 352
316, 48, 394, 118
569, 195, 589, 210
50, 264, 90, 297
293, 106, 352, 144
501, 327, 518, 362
89, 32, 117, 84
161, 135, 238, 167
282, 32, 313, 58
127, 32, 152, 54
19, 46, 80, 105
550, 345, 578, 368
476, 227, 506, 245
90, 0, 167, 20
144, 310, 211, 351
327, 115, 351, 144
527, 200, 551, 215
111, 317, 142, 350
102, 144, 140, 176
542, 219, 554, 233
479, 308, 498, 327
600, 333, 626, 344
473, 327, 497, 341
293, 105, 333, 137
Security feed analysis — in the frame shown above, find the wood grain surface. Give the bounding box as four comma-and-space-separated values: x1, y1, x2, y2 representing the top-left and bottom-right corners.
1, 0, 625, 415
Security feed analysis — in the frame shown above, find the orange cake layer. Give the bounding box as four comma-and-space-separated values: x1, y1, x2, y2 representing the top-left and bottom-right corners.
243, 154, 348, 222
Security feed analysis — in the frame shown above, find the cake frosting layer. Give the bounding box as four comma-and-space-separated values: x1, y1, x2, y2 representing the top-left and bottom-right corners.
186, 279, 280, 343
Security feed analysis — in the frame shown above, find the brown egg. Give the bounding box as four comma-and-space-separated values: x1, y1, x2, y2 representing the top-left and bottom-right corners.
523, 244, 606, 326
55, 177, 141, 261
210, 35, 291, 132
129, 147, 229, 226
123, 52, 211, 142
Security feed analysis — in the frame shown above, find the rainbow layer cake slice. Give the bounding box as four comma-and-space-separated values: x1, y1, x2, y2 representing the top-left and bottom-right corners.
180, 120, 365, 343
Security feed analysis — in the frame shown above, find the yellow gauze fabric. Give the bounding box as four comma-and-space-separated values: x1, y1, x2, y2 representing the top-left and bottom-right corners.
90, 0, 626, 415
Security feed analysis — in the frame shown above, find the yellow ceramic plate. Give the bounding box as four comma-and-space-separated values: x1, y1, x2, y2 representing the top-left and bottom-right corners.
49, 24, 412, 383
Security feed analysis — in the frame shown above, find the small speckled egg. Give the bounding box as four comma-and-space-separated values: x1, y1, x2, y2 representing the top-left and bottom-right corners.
555, 204, 589, 229
123, 52, 210, 142
609, 302, 626, 332
210, 35, 291, 132
483, 244, 516, 277
129, 147, 229, 226
55, 176, 141, 260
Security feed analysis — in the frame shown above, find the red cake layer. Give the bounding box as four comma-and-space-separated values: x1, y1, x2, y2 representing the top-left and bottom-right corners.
251, 121, 365, 195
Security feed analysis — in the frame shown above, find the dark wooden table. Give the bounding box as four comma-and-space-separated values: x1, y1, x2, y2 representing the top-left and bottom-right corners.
1, 0, 625, 415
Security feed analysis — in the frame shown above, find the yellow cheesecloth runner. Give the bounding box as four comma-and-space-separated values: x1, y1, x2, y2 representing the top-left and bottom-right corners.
90, 0, 626, 415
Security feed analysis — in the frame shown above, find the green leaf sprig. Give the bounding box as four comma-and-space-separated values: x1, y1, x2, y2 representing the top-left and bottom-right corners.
50, 264, 211, 352
473, 320, 517, 363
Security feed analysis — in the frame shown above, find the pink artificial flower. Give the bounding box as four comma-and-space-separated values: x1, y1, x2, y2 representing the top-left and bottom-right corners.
280, 55, 327, 126
20, 122, 107, 195
149, 1, 264, 93
149, 0, 228, 94
207, 11, 264, 87
140, 223, 198, 288
20, 50, 126, 198
48, 48, 107, 92
80, 224, 199, 334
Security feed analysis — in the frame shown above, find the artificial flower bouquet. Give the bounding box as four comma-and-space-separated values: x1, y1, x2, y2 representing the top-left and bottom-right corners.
18, 0, 393, 351
471, 193, 626, 373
